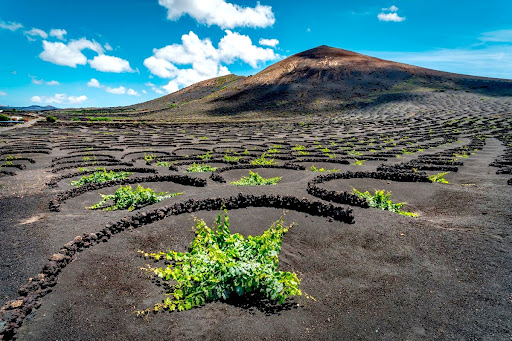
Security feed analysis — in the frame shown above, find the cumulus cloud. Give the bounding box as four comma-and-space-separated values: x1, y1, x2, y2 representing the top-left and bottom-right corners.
49, 29, 67, 40
25, 28, 48, 39
39, 38, 132, 72
105, 86, 139, 95
0, 91, 7, 96
127, 88, 140, 96
158, 0, 275, 29
87, 78, 102, 88
259, 38, 279, 47
0, 20, 23, 31
89, 54, 133, 73
106, 86, 126, 95
378, 12, 405, 22
144, 30, 278, 93
40, 38, 104, 67
378, 5, 405, 22
46, 80, 60, 86
219, 30, 277, 67
30, 93, 87, 105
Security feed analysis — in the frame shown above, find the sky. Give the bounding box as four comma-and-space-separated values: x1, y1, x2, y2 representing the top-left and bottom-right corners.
1, 0, 511, 108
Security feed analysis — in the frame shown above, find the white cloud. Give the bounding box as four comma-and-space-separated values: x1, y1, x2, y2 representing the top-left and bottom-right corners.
142, 89, 147, 94
382, 5, 399, 12
30, 93, 87, 105
158, 0, 275, 29
219, 30, 278, 67
68, 95, 87, 104
49, 29, 67, 40
0, 21, 23, 31
163, 80, 179, 94
104, 43, 113, 51
106, 86, 127, 95
144, 30, 278, 92
46, 80, 60, 86
25, 28, 48, 39
143, 56, 178, 78
40, 38, 104, 67
307, 28, 311, 32
89, 54, 133, 73
127, 89, 140, 96
378, 12, 405, 22
0, 91, 7, 96
480, 30, 512, 43
259, 38, 279, 47
31, 77, 44, 85
87, 78, 102, 88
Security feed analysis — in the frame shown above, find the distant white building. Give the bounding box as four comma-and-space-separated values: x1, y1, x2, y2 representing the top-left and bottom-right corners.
11, 116, 23, 121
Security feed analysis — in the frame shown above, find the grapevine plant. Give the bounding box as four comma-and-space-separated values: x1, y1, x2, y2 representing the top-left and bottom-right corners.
137, 211, 302, 314
353, 189, 418, 217
186, 163, 217, 172
71, 169, 132, 186
428, 172, 449, 184
231, 171, 281, 186
89, 185, 182, 211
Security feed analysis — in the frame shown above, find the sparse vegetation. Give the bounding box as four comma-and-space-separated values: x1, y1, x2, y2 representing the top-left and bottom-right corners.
310, 165, 339, 172
156, 161, 170, 167
428, 172, 449, 184
231, 171, 281, 186
186, 163, 217, 172
137, 211, 301, 314
353, 189, 418, 217
46, 116, 57, 123
71, 169, 132, 186
89, 185, 182, 211
251, 154, 277, 165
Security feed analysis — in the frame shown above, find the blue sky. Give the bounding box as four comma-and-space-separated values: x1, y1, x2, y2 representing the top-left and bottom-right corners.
1, 0, 511, 108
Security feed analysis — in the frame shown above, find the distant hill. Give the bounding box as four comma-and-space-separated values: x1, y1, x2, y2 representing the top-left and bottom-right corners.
126, 45, 512, 120
0, 105, 59, 112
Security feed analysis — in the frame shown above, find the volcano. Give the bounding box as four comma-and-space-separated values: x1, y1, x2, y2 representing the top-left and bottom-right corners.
130, 45, 512, 120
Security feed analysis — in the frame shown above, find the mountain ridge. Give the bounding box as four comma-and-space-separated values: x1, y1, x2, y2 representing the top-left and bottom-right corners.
124, 45, 512, 120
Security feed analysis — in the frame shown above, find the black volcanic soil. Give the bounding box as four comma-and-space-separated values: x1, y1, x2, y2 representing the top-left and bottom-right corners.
1, 91, 511, 340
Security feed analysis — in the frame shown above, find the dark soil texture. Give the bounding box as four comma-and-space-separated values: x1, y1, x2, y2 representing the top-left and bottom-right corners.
1, 90, 511, 340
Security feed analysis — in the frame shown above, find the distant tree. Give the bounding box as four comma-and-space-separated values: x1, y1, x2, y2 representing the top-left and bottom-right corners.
46, 115, 57, 122
0, 114, 10, 121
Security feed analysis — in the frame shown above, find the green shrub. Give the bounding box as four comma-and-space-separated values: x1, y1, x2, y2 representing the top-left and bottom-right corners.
156, 161, 170, 167
144, 153, 156, 162
0, 114, 10, 121
428, 172, 449, 184
86, 116, 112, 121
89, 184, 182, 211
231, 171, 281, 186
224, 154, 241, 162
310, 165, 339, 173
251, 154, 277, 166
186, 163, 217, 172
46, 115, 57, 122
137, 211, 302, 314
199, 151, 212, 160
353, 189, 418, 217
71, 169, 132, 186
